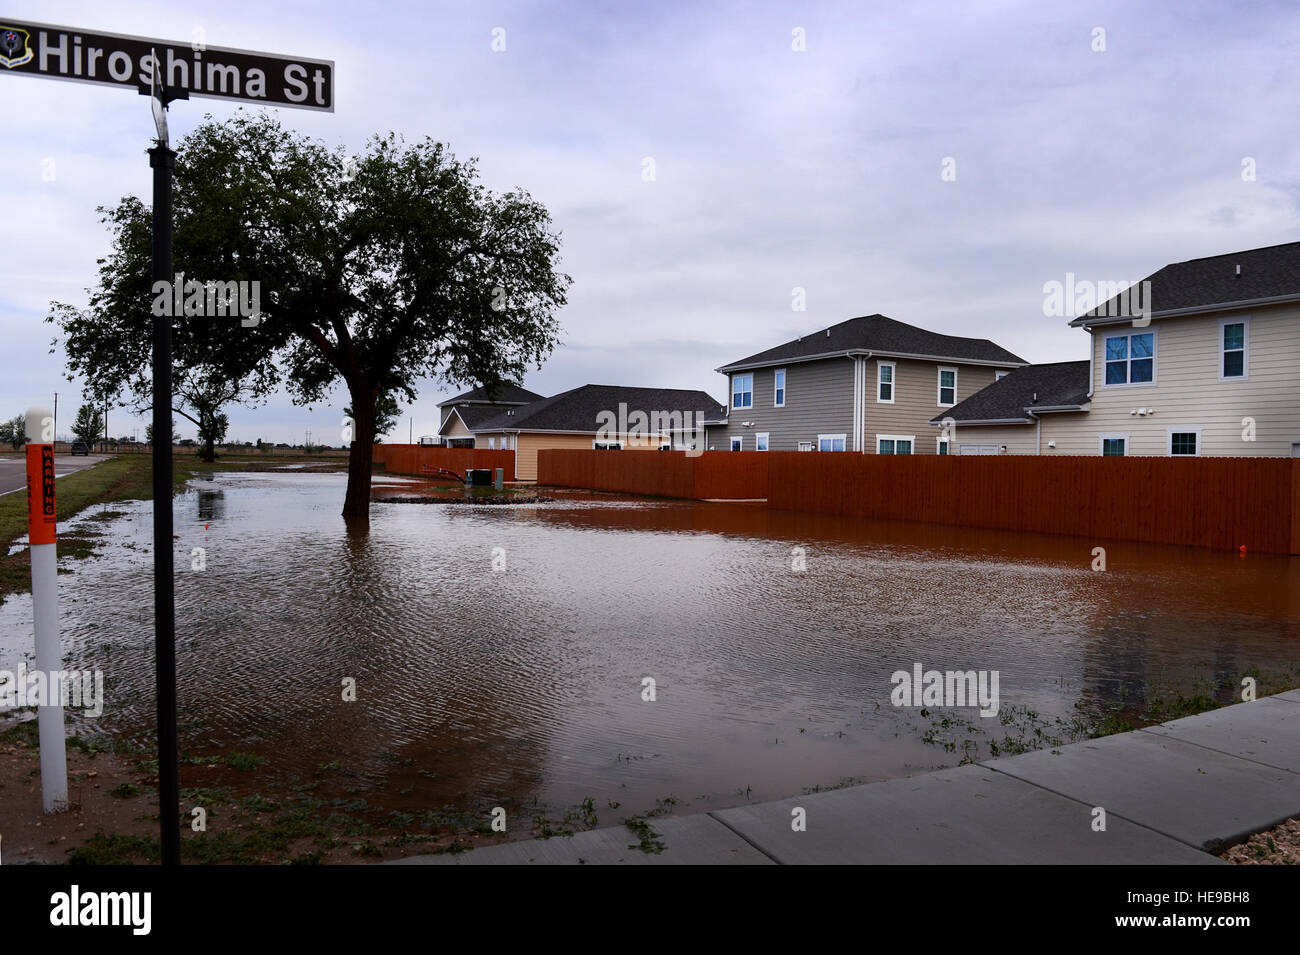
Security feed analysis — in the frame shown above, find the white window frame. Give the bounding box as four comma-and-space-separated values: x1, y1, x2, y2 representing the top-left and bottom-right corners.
730, 436, 743, 451
1098, 432, 1129, 456
877, 434, 916, 454
936, 436, 950, 455
731, 373, 753, 410
877, 361, 895, 403
773, 369, 786, 407
797, 440, 813, 452
1219, 317, 1249, 381
755, 432, 769, 451
817, 433, 847, 452
1168, 427, 1202, 457
1101, 327, 1158, 389
937, 367, 958, 407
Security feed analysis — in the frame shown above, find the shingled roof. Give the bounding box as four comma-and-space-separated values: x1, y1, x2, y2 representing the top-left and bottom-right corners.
1073, 241, 1300, 326
718, 314, 1026, 372
930, 361, 1090, 425
474, 384, 727, 433
437, 382, 544, 407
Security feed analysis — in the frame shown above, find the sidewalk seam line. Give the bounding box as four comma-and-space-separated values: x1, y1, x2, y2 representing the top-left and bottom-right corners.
980, 763, 1217, 854
706, 810, 785, 865
1135, 725, 1300, 776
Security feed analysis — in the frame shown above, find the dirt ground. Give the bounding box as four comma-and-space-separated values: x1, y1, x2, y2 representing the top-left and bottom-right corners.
0, 723, 159, 864
1221, 817, 1300, 865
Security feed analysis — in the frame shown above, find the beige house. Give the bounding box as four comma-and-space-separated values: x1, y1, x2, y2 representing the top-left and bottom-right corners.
452, 383, 726, 481
935, 242, 1300, 456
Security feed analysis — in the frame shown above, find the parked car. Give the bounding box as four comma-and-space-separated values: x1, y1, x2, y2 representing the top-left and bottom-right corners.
71, 440, 89, 456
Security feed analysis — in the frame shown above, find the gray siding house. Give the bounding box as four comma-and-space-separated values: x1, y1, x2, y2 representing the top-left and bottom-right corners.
710, 314, 1026, 453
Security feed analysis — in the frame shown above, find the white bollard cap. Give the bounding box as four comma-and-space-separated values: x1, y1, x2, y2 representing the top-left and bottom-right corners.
25, 406, 54, 445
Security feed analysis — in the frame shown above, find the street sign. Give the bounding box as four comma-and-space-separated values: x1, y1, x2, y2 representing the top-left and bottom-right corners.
0, 18, 334, 111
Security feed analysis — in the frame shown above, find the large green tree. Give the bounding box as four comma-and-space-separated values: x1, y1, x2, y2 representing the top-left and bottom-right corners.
124, 111, 567, 523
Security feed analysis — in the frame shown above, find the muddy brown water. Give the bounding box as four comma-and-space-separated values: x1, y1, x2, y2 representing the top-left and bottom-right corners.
2, 469, 1298, 825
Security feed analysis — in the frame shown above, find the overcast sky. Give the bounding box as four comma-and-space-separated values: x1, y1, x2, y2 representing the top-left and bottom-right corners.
3, 0, 1298, 443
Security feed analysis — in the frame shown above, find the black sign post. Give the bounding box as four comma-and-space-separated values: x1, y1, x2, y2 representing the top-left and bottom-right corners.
0, 19, 333, 110
2, 17, 333, 865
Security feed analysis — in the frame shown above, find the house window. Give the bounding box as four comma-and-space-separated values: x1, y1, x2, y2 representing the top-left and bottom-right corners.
877, 435, 914, 454
797, 441, 813, 451
730, 436, 743, 451
817, 434, 846, 452
937, 437, 950, 455
1099, 433, 1128, 456
877, 361, 895, 403
1221, 319, 1247, 379
938, 367, 957, 406
593, 440, 622, 450
1104, 331, 1155, 385
1169, 430, 1200, 456
732, 374, 753, 409
756, 432, 769, 451
774, 369, 786, 407
487, 437, 496, 449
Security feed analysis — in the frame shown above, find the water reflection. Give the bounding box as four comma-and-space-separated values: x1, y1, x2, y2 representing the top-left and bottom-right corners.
0, 471, 1296, 821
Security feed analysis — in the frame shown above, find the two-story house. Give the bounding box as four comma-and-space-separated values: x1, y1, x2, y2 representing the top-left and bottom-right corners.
934, 242, 1300, 456
709, 314, 1026, 453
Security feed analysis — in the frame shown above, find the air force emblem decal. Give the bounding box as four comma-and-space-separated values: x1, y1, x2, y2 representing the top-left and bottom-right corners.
0, 27, 32, 68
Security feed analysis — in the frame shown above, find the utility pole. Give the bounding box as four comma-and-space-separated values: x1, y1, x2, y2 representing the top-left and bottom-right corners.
52, 392, 56, 448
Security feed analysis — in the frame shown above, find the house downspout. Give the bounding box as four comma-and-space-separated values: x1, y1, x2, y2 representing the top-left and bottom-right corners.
1085, 327, 1095, 399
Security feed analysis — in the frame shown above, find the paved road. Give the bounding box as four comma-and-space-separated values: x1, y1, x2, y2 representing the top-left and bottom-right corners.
0, 454, 111, 497
394, 689, 1300, 865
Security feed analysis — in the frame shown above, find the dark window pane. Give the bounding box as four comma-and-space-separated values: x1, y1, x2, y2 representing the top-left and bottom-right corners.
1131, 334, 1154, 359
1105, 361, 1128, 384
1224, 323, 1244, 350
1171, 433, 1197, 455
1130, 358, 1153, 382
1106, 337, 1128, 361
1223, 350, 1244, 377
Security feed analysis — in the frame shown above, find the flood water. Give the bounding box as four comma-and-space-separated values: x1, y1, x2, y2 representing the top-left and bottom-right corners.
3, 469, 1299, 825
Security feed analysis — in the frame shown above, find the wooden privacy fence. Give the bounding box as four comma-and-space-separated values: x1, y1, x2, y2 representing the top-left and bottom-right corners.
766, 452, 1300, 555
374, 444, 515, 482
538, 449, 1300, 554
539, 449, 769, 500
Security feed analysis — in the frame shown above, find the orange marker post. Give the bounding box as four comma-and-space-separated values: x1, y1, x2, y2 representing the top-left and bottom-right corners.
25, 406, 68, 813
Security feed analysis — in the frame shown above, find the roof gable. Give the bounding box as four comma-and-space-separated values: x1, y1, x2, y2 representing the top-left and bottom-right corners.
932, 361, 1090, 424
718, 314, 1026, 371
437, 382, 545, 407
474, 384, 727, 434
1075, 241, 1300, 325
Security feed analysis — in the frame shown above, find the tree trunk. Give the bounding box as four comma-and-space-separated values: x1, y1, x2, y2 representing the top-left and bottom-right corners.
342, 384, 377, 525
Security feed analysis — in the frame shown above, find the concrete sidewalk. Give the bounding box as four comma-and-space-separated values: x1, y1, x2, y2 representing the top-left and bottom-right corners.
394, 690, 1300, 865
